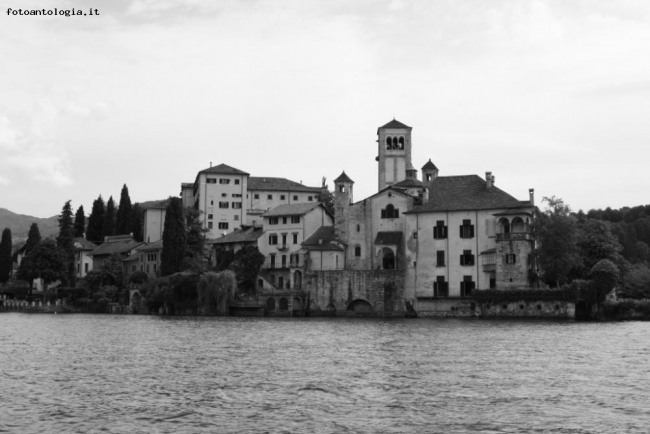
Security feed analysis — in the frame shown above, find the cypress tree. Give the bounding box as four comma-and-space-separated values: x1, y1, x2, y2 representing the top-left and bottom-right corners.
56, 200, 75, 286
25, 223, 41, 255
103, 196, 116, 238
87, 195, 105, 243
116, 184, 133, 235
131, 203, 144, 242
161, 197, 187, 276
0, 228, 12, 283
74, 205, 86, 238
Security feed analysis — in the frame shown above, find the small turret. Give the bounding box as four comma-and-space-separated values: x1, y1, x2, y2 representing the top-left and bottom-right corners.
421, 159, 439, 182
333, 171, 354, 244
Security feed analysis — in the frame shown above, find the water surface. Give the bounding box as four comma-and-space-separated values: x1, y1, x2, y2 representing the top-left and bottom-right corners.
1, 314, 648, 433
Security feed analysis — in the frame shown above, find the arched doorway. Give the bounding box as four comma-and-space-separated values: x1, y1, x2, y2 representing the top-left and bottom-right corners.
379, 247, 395, 270
293, 270, 302, 290
347, 299, 373, 313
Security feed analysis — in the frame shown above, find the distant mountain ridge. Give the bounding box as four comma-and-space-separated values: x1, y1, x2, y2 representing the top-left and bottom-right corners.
0, 208, 60, 243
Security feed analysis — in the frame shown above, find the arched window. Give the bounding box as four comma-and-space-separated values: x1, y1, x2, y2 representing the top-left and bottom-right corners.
392, 137, 398, 149
499, 218, 510, 234
279, 297, 288, 310
386, 136, 392, 150
381, 204, 399, 219
266, 298, 275, 311
398, 136, 404, 150
257, 279, 264, 289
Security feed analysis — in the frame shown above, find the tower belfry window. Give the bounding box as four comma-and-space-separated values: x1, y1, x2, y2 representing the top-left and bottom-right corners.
398, 136, 404, 150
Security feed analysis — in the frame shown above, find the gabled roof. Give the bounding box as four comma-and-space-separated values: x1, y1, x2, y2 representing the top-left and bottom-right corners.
210, 226, 264, 245
378, 119, 411, 132
422, 159, 438, 171
90, 236, 142, 257
261, 202, 323, 218
374, 231, 402, 245
302, 226, 345, 251
247, 177, 321, 193
138, 239, 163, 252
140, 199, 169, 210
333, 171, 354, 184
393, 177, 424, 188
198, 164, 249, 176
406, 175, 530, 214
352, 185, 414, 206
73, 237, 97, 251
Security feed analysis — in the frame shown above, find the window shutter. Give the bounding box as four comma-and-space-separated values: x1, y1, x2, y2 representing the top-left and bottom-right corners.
459, 225, 463, 237
460, 254, 464, 265
443, 226, 447, 238
471, 255, 475, 265
513, 254, 517, 263
470, 225, 475, 238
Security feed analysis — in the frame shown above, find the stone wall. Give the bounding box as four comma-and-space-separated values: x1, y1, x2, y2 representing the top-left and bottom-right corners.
495, 239, 533, 289
303, 269, 405, 316
478, 300, 575, 318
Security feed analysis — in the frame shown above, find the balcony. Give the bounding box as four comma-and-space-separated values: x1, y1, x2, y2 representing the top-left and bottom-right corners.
496, 232, 531, 241
276, 244, 289, 252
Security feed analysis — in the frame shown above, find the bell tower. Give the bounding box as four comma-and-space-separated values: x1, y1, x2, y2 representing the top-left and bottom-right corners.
333, 171, 354, 244
376, 119, 412, 191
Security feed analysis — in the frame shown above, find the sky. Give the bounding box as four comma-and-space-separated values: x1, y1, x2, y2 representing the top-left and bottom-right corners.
1, 0, 649, 218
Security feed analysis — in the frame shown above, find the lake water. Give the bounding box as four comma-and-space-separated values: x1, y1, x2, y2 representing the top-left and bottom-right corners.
0, 314, 649, 433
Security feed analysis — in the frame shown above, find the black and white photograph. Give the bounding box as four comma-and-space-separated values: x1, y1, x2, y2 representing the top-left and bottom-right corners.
1, 1, 649, 432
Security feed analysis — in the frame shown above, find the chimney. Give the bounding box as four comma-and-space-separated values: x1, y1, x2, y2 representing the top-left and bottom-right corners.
529, 188, 535, 206
210, 162, 212, 168
486, 172, 493, 189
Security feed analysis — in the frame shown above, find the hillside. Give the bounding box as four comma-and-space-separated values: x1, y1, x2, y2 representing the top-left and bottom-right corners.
0, 208, 59, 243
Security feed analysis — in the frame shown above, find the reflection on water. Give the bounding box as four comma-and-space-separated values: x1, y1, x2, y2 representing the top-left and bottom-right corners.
1, 314, 649, 433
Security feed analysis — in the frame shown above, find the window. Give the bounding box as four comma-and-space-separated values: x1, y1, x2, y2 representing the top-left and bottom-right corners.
506, 254, 517, 264
234, 215, 239, 221
270, 255, 276, 268
460, 250, 475, 266
268, 194, 273, 200
232, 193, 242, 197
219, 202, 229, 209
219, 179, 231, 184
232, 202, 242, 209
291, 216, 300, 224
221, 193, 227, 197
218, 222, 229, 230
413, 231, 418, 239
207, 178, 216, 184
461, 276, 475, 297
281, 255, 287, 267
269, 217, 279, 225
268, 234, 278, 245
355, 246, 361, 257
381, 204, 399, 219
84, 263, 88, 273
278, 276, 284, 288
308, 196, 313, 201
282, 217, 287, 224
433, 220, 447, 239
282, 234, 287, 246
460, 220, 475, 238
254, 194, 259, 199
208, 222, 213, 229
153, 264, 157, 272
208, 214, 213, 220
281, 195, 286, 200
293, 195, 298, 201
434, 277, 448, 298
356, 224, 360, 232
292, 233, 298, 244
266, 298, 275, 311
290, 254, 299, 266
279, 297, 288, 310
436, 250, 445, 267
234, 179, 240, 185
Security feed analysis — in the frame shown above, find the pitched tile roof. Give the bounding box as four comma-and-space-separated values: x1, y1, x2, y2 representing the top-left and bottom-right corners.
406, 175, 529, 214
352, 185, 413, 205
393, 177, 424, 188
247, 177, 321, 193
90, 237, 142, 256
73, 237, 97, 251
374, 231, 403, 245
378, 119, 411, 131
138, 239, 163, 252
302, 226, 345, 251
210, 226, 264, 245
333, 171, 354, 184
261, 203, 322, 218
422, 159, 438, 170
198, 163, 249, 176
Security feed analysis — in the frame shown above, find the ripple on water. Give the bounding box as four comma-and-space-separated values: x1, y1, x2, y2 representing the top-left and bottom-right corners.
1, 314, 649, 433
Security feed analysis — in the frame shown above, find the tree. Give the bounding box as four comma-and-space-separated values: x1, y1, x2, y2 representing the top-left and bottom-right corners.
576, 219, 624, 278
16, 239, 67, 293
56, 200, 76, 286
161, 197, 187, 276
590, 259, 620, 299
103, 196, 116, 238
197, 270, 237, 315
74, 205, 86, 238
130, 203, 144, 242
228, 245, 265, 295
87, 195, 106, 243
0, 228, 12, 283
184, 207, 210, 272
25, 223, 41, 255
116, 184, 133, 235
531, 196, 581, 287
